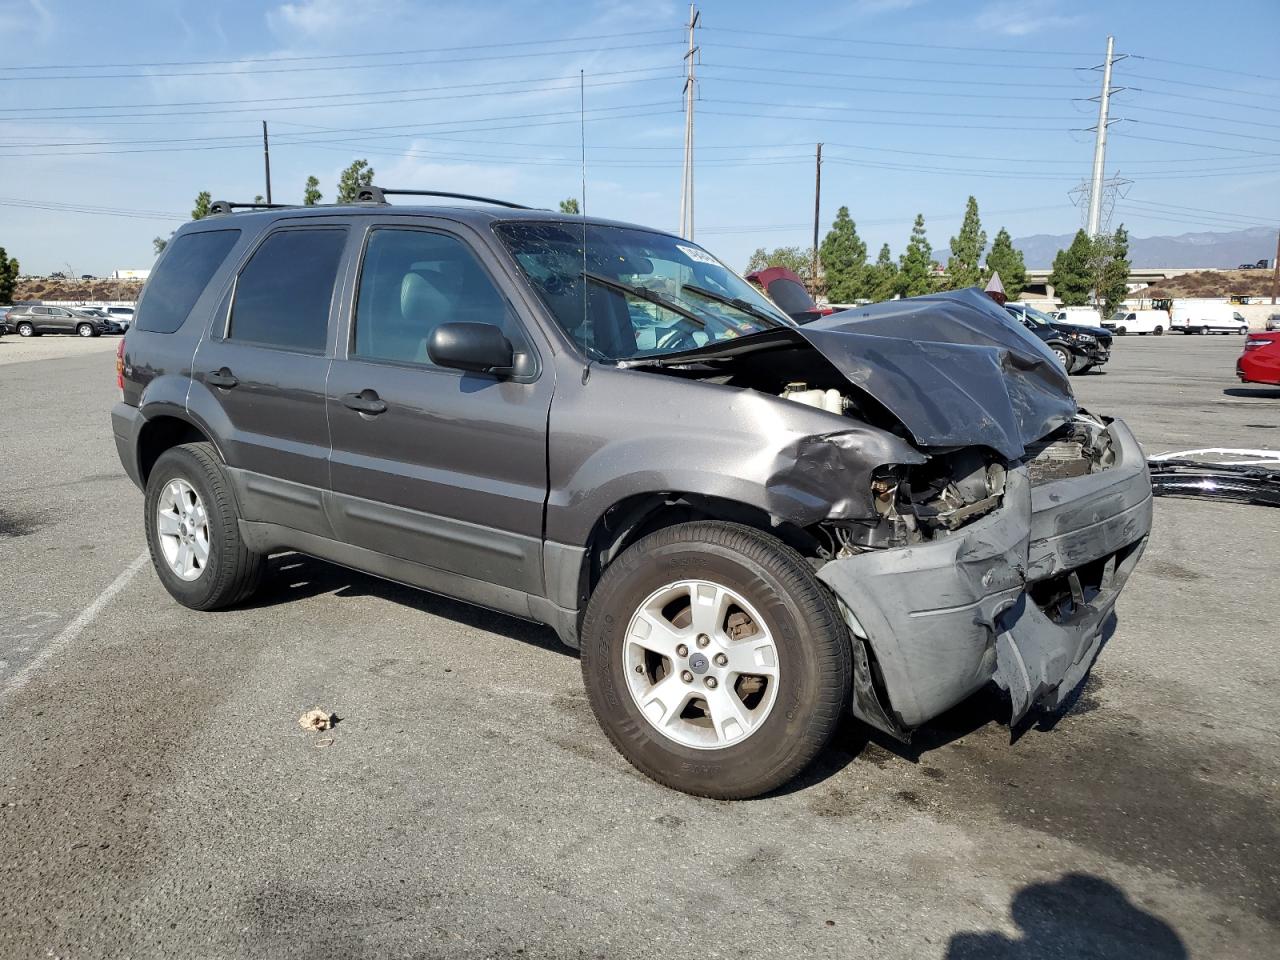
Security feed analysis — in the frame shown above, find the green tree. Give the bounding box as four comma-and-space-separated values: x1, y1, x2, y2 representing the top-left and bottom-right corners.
0, 247, 19, 303
336, 159, 374, 203
866, 243, 899, 302
253, 194, 265, 204
558, 197, 580, 214
985, 227, 1026, 300
897, 214, 934, 298
191, 191, 211, 221
819, 206, 869, 302
152, 236, 168, 256
1096, 224, 1130, 313
946, 195, 987, 289
303, 175, 322, 206
1048, 229, 1094, 305
744, 246, 816, 283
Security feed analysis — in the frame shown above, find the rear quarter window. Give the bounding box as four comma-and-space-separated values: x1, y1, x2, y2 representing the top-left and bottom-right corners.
135, 229, 241, 334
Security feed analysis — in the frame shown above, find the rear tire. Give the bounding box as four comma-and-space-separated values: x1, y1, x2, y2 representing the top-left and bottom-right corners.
144, 442, 265, 611
580, 521, 852, 799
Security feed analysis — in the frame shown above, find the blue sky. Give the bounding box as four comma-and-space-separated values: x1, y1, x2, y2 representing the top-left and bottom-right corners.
2, 0, 1278, 274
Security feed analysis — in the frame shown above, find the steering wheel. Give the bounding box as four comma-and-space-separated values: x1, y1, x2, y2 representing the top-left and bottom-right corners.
656, 326, 699, 352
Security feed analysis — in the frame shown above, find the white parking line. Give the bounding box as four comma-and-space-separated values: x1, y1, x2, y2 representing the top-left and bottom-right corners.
0, 550, 150, 701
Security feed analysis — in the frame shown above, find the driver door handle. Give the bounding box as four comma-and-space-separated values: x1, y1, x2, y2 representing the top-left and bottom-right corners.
206, 368, 238, 389
342, 389, 388, 415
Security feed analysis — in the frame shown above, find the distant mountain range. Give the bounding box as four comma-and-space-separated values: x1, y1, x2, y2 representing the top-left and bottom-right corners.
1011, 226, 1276, 269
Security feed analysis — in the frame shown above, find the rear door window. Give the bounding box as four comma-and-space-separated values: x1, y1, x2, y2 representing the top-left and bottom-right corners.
230, 228, 346, 353
135, 229, 240, 334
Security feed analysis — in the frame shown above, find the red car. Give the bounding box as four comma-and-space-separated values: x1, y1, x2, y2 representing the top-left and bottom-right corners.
1238, 332, 1280, 385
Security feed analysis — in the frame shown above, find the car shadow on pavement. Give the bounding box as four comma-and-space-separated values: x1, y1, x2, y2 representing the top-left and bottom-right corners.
945, 872, 1188, 959
1223, 386, 1280, 399
240, 552, 573, 658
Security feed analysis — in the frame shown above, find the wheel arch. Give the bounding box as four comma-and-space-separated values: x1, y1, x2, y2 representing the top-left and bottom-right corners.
135, 414, 216, 486
573, 491, 821, 613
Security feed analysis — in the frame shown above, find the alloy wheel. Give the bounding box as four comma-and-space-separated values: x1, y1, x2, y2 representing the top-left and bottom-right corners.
623, 579, 780, 750
156, 479, 210, 581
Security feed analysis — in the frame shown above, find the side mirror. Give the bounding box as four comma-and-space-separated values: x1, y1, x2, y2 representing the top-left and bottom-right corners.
427, 322, 515, 376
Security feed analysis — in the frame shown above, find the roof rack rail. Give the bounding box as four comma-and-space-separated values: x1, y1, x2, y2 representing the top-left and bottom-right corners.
208, 200, 296, 216
353, 185, 530, 210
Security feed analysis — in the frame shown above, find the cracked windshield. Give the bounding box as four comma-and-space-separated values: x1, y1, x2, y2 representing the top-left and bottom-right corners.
495, 221, 792, 360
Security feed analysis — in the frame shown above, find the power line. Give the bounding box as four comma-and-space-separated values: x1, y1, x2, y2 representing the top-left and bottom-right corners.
1126, 55, 1280, 84
707, 97, 1078, 122
701, 61, 1088, 89
0, 29, 683, 71
0, 40, 680, 80
701, 25, 1094, 57
706, 40, 1086, 71
0, 66, 680, 117
1124, 198, 1280, 225
0, 73, 680, 122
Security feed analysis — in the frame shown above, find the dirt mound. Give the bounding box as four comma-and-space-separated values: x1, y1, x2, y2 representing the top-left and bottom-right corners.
14, 278, 144, 303
1147, 269, 1276, 300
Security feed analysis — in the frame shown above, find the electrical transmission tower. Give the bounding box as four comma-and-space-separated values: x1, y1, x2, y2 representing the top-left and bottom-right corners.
1070, 175, 1132, 235
678, 3, 700, 240
1083, 36, 1128, 237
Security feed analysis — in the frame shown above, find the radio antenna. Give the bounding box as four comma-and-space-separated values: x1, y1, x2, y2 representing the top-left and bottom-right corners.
579, 68, 589, 357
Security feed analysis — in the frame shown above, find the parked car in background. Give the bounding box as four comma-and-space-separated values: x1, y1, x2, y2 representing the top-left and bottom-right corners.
1104, 309, 1168, 336
0, 306, 11, 335
1004, 302, 1112, 374
1238, 333, 1280, 385
1265, 313, 1279, 332
1171, 302, 1249, 335
1052, 307, 1103, 327
111, 193, 1151, 799
106, 306, 136, 329
4, 304, 119, 337
745, 266, 831, 324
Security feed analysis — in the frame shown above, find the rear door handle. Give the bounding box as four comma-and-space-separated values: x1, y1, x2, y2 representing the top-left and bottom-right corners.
342, 389, 387, 415
206, 368, 238, 389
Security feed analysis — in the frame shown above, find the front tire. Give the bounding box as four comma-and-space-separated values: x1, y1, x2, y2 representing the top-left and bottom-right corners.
1051, 345, 1076, 373
17, 322, 34, 337
144, 442, 265, 610
1154, 326, 1164, 336
76, 323, 95, 338
580, 521, 851, 799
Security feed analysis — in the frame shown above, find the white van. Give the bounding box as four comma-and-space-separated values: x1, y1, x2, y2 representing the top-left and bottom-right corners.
1104, 309, 1168, 336
1052, 307, 1103, 327
1170, 301, 1248, 335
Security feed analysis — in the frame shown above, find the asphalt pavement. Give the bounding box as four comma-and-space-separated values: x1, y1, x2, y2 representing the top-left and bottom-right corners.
0, 332, 1277, 959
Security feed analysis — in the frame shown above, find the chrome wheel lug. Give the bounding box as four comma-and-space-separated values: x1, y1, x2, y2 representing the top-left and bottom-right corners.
676, 643, 689, 658
680, 670, 694, 683
695, 634, 710, 649
713, 653, 728, 667
704, 676, 718, 689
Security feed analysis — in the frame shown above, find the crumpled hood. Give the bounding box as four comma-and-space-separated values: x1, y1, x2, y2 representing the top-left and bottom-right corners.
798, 288, 1077, 459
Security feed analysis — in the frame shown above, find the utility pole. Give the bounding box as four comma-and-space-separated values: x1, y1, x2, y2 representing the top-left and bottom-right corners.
678, 3, 699, 239
811, 143, 822, 293
1086, 36, 1119, 237
262, 121, 273, 205
1272, 229, 1279, 305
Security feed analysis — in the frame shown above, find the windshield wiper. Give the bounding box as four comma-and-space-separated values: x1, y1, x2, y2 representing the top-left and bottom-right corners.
681, 283, 787, 328
582, 271, 706, 327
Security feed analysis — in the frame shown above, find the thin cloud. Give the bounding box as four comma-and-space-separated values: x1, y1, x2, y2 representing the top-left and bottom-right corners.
973, 0, 1080, 37
0, 0, 54, 41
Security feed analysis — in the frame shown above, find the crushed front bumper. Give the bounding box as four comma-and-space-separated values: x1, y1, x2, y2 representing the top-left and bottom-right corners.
818, 418, 1152, 734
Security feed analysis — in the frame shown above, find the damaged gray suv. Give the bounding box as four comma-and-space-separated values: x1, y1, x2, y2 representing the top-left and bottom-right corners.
112, 188, 1153, 799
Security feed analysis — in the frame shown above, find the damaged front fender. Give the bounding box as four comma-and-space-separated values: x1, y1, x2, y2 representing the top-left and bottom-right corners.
818, 419, 1152, 734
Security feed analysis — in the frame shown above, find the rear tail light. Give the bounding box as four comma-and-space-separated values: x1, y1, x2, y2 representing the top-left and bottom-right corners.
1244, 338, 1268, 352
116, 338, 125, 393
